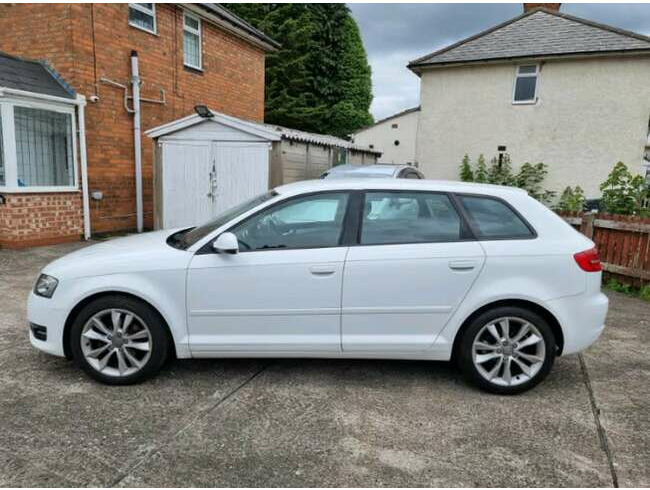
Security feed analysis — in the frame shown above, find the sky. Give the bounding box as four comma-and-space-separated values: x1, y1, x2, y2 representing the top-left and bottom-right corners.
348, 3, 650, 120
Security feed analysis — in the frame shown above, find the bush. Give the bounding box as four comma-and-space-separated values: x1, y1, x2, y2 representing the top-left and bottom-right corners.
599, 162, 649, 216
557, 186, 586, 212
640, 284, 650, 302
460, 154, 473, 182
459, 153, 554, 203
475, 154, 488, 183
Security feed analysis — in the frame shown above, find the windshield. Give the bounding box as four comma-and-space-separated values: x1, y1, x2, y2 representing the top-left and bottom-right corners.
173, 191, 277, 249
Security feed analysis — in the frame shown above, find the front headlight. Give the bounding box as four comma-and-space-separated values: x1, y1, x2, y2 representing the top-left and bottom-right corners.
34, 274, 59, 298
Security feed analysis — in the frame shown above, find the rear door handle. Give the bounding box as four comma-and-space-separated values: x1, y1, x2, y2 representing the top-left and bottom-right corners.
309, 266, 336, 276
449, 260, 478, 271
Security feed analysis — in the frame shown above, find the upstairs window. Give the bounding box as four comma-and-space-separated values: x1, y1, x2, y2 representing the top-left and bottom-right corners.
183, 12, 202, 70
513, 65, 539, 104
129, 3, 156, 34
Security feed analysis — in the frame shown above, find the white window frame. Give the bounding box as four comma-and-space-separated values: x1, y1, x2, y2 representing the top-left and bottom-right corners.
183, 11, 202, 70
512, 64, 540, 105
0, 98, 78, 193
128, 3, 157, 35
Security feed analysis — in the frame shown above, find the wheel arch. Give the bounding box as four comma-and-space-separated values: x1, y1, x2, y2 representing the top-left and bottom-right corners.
450, 299, 564, 361
62, 291, 176, 360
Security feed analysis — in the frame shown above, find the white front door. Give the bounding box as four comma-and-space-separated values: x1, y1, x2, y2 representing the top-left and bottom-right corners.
186, 191, 351, 354
162, 142, 215, 228
341, 191, 485, 351
212, 142, 269, 214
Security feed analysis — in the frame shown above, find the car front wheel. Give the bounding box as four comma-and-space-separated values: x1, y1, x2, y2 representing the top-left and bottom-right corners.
457, 306, 556, 395
70, 295, 169, 385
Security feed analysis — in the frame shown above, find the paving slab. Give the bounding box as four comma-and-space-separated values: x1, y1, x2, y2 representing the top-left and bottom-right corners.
581, 291, 650, 488
0, 242, 648, 487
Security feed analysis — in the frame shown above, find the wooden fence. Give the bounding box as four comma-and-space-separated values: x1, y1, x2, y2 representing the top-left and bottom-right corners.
557, 211, 650, 286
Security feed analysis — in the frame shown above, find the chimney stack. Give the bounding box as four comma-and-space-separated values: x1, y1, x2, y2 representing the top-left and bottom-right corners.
523, 3, 561, 12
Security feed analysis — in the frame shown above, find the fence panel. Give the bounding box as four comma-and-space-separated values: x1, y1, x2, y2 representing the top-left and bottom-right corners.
556, 211, 650, 286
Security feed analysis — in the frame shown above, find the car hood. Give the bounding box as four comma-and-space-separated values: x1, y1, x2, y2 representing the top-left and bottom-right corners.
42, 229, 193, 280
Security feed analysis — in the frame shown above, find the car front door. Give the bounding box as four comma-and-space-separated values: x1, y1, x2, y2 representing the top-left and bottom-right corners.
186, 191, 351, 355
341, 191, 485, 352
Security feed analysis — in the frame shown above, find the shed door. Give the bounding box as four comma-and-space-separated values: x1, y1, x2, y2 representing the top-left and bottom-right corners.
212, 142, 269, 214
162, 142, 214, 229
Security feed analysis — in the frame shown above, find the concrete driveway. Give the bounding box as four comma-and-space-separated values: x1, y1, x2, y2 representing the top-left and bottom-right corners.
1, 242, 648, 487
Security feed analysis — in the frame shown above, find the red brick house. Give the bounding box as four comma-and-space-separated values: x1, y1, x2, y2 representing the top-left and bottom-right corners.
0, 3, 278, 248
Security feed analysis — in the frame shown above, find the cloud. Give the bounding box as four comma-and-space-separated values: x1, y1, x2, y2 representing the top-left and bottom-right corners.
349, 3, 650, 120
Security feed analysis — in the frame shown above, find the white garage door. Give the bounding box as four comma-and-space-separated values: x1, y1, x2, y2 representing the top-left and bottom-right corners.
162, 141, 269, 229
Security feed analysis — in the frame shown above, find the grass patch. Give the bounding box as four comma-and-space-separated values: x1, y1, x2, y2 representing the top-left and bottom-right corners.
605, 279, 650, 302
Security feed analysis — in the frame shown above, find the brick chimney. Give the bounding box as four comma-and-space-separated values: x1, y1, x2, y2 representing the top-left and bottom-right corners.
523, 3, 561, 12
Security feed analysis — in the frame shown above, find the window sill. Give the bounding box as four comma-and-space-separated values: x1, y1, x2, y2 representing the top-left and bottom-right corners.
511, 99, 538, 105
128, 23, 158, 36
0, 186, 80, 194
184, 64, 204, 75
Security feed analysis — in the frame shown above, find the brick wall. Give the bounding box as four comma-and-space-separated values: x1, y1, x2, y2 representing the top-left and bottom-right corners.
0, 3, 267, 241
0, 193, 83, 249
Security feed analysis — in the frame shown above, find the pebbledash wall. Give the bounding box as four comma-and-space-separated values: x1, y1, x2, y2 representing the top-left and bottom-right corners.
0, 4, 269, 247
416, 56, 650, 199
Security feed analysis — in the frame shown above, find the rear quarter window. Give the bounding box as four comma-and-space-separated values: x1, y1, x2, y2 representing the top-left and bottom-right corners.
459, 195, 534, 239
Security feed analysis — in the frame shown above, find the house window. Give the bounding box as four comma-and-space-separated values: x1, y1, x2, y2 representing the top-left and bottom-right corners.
391, 123, 398, 129
0, 115, 4, 186
129, 3, 156, 34
14, 107, 74, 187
183, 12, 202, 70
513, 65, 539, 104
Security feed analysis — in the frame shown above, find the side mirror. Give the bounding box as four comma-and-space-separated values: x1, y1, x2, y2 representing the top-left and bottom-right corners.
212, 232, 239, 254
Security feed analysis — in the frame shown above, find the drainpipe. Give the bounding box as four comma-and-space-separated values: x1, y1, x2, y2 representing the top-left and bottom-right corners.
77, 95, 91, 240
131, 50, 143, 233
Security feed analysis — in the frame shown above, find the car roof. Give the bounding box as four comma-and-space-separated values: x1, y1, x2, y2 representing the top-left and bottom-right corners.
323, 163, 414, 177
275, 178, 528, 198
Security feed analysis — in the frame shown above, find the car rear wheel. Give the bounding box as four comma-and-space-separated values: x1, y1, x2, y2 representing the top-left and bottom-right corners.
70, 295, 169, 385
457, 306, 556, 395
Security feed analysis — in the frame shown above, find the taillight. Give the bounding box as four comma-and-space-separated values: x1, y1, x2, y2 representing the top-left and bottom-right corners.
574, 247, 602, 272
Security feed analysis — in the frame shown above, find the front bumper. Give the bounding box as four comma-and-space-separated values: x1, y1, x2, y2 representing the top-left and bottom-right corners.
27, 291, 68, 357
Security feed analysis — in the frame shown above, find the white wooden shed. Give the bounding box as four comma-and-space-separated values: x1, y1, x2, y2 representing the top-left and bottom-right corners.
145, 112, 280, 230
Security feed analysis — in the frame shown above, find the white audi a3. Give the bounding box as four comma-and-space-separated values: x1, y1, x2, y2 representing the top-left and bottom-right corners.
28, 179, 608, 394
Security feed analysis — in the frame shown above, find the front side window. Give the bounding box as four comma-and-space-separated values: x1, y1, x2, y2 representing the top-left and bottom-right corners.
459, 195, 534, 239
14, 107, 74, 187
183, 12, 202, 69
513, 65, 538, 103
129, 3, 156, 34
361, 192, 462, 245
231, 193, 349, 251
178, 191, 276, 248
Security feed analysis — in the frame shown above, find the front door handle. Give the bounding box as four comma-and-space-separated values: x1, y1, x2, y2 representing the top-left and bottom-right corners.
449, 260, 478, 271
309, 266, 335, 276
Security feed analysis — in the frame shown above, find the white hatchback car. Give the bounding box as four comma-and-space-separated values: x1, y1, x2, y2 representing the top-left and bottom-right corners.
28, 180, 608, 394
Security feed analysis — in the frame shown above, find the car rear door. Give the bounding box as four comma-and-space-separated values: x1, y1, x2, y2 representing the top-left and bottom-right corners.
341, 191, 485, 352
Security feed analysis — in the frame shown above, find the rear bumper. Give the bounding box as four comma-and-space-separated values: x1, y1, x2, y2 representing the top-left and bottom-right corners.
547, 291, 609, 355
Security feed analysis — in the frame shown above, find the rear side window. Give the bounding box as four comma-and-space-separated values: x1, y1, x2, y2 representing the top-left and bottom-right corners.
361, 192, 462, 245
459, 195, 534, 239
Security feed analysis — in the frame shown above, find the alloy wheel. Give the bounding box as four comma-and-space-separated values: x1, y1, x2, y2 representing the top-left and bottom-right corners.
471, 316, 546, 387
80, 308, 152, 377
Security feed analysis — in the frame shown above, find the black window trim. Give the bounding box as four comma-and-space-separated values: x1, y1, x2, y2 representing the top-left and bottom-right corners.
197, 188, 537, 254
452, 192, 538, 241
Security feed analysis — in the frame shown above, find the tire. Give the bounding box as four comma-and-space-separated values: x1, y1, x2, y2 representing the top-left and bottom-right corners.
70, 295, 169, 385
457, 306, 556, 395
